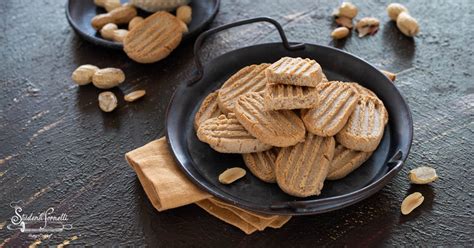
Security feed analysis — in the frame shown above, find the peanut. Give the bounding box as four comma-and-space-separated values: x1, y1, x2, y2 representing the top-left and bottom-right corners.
100, 23, 118, 40
331, 27, 350, 39
387, 3, 408, 21
381, 70, 396, 82
91, 5, 137, 30
94, 0, 121, 12
218, 167, 246, 184
128, 16, 144, 30
71, 65, 99, 85
408, 166, 438, 184
112, 29, 128, 43
124, 90, 146, 102
335, 16, 353, 29
401, 192, 424, 215
104, 0, 121, 12
333, 2, 358, 19
178, 20, 189, 33
94, 0, 108, 7
98, 91, 118, 112
176, 5, 192, 24
396, 12, 419, 37
92, 68, 125, 89
356, 17, 380, 37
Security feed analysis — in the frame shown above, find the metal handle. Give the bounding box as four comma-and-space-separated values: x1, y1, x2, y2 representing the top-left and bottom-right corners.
386, 149, 404, 175
187, 17, 306, 86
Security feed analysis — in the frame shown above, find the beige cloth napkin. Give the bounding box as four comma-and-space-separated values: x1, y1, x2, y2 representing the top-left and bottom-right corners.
125, 137, 291, 234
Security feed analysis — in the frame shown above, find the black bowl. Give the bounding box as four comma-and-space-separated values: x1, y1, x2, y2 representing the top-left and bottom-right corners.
166, 18, 413, 215
66, 0, 220, 49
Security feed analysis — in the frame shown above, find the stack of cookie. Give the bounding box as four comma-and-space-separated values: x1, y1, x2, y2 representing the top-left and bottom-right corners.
195, 57, 388, 198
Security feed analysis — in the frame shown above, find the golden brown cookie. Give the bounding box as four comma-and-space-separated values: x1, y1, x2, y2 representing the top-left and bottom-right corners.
123, 11, 186, 63
263, 84, 319, 110
336, 96, 388, 152
266, 57, 323, 87
326, 144, 372, 180
242, 148, 279, 183
194, 91, 222, 130
348, 82, 389, 123
347, 82, 377, 97
217, 64, 270, 114
234, 92, 306, 147
275, 133, 335, 197
197, 114, 272, 154
322, 72, 328, 83
302, 82, 358, 137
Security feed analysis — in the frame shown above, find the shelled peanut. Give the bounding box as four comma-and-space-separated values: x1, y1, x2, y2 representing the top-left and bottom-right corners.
219, 167, 246, 185
176, 5, 192, 24
98, 91, 118, 112
124, 90, 146, 102
331, 27, 350, 40
401, 192, 424, 215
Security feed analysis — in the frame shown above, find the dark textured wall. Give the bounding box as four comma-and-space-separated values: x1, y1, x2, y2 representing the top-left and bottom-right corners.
0, 0, 472, 246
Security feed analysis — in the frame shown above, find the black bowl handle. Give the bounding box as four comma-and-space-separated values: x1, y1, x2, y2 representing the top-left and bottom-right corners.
187, 17, 306, 86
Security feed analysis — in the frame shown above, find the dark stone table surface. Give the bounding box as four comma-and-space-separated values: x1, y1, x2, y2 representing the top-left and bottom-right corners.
1, 0, 472, 246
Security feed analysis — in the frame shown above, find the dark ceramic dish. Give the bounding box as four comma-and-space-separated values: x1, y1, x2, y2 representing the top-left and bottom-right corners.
166, 17, 413, 215
66, 0, 220, 49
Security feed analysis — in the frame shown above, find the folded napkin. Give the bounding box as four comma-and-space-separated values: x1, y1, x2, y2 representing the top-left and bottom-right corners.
125, 137, 291, 234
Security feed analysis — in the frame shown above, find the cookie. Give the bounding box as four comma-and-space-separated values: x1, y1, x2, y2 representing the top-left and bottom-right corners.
217, 64, 270, 114
130, 0, 190, 12
336, 96, 388, 152
348, 82, 389, 122
326, 144, 372, 180
234, 92, 306, 147
194, 91, 222, 130
266, 57, 323, 87
347, 82, 376, 98
302, 82, 358, 137
263, 84, 319, 110
275, 134, 335, 197
123, 11, 186, 63
322, 72, 328, 83
242, 148, 279, 183
197, 113, 272, 153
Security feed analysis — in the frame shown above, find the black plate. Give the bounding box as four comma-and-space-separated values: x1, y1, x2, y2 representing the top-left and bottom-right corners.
166, 18, 413, 215
66, 0, 220, 49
